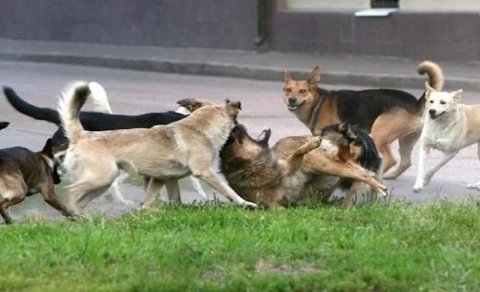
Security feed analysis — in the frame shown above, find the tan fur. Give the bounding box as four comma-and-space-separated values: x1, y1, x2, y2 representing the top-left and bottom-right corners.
59, 83, 256, 215
283, 61, 444, 179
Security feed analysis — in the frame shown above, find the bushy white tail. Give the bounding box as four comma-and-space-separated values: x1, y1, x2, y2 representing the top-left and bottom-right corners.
58, 81, 90, 144
89, 82, 113, 114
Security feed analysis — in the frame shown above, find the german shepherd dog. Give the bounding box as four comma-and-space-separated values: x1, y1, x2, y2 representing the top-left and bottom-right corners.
283, 61, 444, 179
220, 124, 386, 209
58, 82, 256, 215
3, 85, 212, 203
319, 122, 382, 206
0, 139, 73, 224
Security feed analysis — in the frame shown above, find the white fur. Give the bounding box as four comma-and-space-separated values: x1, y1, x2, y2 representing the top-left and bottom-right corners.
414, 86, 480, 192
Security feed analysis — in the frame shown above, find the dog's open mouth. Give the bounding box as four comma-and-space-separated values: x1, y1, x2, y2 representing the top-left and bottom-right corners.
429, 111, 445, 120
287, 101, 305, 112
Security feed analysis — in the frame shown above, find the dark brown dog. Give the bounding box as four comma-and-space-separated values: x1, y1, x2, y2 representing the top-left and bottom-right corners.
283, 61, 444, 179
0, 139, 72, 224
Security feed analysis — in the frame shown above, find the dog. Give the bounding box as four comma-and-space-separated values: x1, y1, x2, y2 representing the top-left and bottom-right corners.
283, 61, 444, 179
0, 139, 73, 224
413, 83, 480, 192
58, 82, 257, 215
3, 85, 212, 203
220, 124, 386, 209
319, 122, 383, 206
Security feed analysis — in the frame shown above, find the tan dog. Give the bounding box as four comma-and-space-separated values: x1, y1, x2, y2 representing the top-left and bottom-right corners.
283, 61, 444, 179
414, 83, 480, 192
220, 125, 387, 209
58, 82, 257, 215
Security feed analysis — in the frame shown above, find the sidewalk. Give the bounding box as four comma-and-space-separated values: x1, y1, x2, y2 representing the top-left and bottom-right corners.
1, 38, 479, 91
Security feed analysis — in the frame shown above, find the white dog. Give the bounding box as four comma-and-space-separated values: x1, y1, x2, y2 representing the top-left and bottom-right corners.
413, 82, 480, 192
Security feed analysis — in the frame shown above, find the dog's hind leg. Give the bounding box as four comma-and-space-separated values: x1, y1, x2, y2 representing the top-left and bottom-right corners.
422, 151, 458, 188
467, 143, 480, 190
0, 192, 26, 224
106, 171, 134, 205
165, 179, 181, 203
142, 178, 165, 209
304, 154, 387, 197
284, 136, 321, 175
384, 131, 420, 180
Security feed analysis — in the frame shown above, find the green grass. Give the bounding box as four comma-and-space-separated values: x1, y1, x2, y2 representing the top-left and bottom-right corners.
1, 201, 480, 291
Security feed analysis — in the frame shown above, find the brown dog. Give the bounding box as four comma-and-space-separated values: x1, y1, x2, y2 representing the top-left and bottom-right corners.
283, 61, 444, 179
220, 124, 386, 209
0, 139, 72, 224
58, 82, 257, 215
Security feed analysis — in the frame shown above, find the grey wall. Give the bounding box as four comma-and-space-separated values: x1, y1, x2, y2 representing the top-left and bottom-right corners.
269, 10, 480, 62
0, 1, 479, 62
0, 0, 259, 50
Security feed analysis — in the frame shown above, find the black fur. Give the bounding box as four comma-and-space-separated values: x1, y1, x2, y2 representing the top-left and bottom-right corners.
3, 86, 187, 153
318, 87, 425, 131
0, 122, 9, 130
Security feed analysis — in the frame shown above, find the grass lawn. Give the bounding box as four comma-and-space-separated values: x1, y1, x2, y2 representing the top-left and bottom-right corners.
0, 201, 479, 291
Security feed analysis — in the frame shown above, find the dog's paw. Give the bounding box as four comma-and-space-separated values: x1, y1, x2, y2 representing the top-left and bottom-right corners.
121, 199, 135, 206
242, 201, 258, 209
466, 183, 480, 191
413, 184, 423, 193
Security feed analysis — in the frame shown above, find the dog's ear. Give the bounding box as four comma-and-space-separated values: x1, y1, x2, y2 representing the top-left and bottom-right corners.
41, 138, 54, 157
338, 121, 349, 133
307, 66, 321, 87
257, 128, 271, 147
0, 121, 9, 130
226, 99, 242, 111
452, 89, 463, 102
284, 71, 292, 83
177, 98, 203, 112
425, 81, 436, 96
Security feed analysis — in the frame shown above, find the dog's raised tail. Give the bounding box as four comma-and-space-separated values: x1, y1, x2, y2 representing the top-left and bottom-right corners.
89, 82, 113, 114
58, 82, 90, 144
418, 61, 444, 91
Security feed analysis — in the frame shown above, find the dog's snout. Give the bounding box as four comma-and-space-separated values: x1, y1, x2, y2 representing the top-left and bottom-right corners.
288, 97, 297, 105
429, 109, 436, 115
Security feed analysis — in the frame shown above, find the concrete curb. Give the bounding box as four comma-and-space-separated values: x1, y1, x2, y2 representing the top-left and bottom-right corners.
2, 52, 480, 91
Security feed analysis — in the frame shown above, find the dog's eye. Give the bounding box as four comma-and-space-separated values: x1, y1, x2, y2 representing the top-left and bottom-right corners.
430, 100, 434, 104
285, 88, 292, 93
299, 89, 306, 94
440, 101, 446, 105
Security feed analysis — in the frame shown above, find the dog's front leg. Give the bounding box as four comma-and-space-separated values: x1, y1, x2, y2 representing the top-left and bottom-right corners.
194, 169, 257, 208
40, 185, 74, 218
142, 178, 165, 209
413, 141, 430, 192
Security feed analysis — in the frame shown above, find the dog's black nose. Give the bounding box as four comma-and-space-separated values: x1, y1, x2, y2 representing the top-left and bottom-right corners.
288, 97, 297, 104
429, 109, 436, 116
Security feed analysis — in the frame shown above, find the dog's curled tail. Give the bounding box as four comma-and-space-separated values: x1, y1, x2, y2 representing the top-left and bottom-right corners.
58, 82, 90, 144
418, 61, 444, 91
89, 82, 113, 114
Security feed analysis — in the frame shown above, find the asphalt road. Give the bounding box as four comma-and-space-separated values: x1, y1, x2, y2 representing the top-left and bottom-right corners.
0, 61, 479, 221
